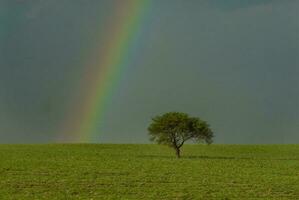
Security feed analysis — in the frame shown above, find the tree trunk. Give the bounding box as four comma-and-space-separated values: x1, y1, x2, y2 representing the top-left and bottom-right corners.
175, 147, 180, 158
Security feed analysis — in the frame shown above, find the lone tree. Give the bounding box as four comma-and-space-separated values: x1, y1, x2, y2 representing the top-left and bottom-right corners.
148, 112, 213, 158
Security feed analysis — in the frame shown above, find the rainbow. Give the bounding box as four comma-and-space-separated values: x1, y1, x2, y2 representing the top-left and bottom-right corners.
61, 0, 151, 142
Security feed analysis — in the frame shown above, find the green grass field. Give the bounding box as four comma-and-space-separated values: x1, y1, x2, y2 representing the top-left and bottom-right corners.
0, 144, 299, 199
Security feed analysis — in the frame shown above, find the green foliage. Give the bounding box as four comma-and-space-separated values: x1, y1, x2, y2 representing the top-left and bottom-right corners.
0, 144, 299, 199
148, 112, 213, 157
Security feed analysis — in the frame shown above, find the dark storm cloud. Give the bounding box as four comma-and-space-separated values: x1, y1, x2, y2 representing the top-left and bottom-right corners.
0, 0, 298, 143
101, 0, 299, 144
0, 0, 114, 142
205, 0, 282, 10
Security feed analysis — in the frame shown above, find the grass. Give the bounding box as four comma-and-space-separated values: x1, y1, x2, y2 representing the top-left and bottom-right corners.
0, 144, 299, 199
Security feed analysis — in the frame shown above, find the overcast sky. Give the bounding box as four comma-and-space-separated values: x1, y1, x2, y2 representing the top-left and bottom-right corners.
1, 0, 298, 143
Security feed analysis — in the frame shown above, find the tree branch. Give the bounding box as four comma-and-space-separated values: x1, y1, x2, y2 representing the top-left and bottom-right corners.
178, 140, 185, 148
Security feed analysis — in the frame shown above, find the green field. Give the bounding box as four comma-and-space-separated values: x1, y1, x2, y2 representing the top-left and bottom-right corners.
0, 144, 299, 200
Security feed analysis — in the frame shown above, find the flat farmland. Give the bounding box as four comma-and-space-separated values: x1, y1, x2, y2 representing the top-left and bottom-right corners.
0, 144, 298, 199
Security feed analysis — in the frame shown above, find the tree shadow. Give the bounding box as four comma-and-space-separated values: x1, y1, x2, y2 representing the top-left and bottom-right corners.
137, 155, 242, 160
184, 155, 246, 160
137, 155, 299, 161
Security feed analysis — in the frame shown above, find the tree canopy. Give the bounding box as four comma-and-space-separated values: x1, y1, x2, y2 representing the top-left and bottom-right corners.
148, 112, 213, 158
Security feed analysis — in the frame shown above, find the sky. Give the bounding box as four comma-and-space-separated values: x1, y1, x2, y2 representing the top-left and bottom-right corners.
0, 0, 298, 144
